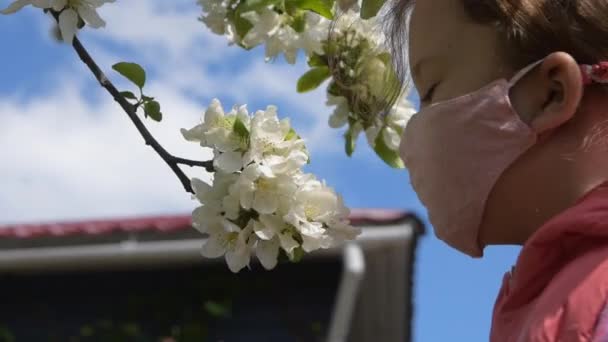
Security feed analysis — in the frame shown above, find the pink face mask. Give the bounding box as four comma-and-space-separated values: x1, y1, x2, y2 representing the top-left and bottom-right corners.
399, 60, 543, 257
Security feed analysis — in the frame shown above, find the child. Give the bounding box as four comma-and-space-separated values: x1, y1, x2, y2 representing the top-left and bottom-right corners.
386, 0, 608, 340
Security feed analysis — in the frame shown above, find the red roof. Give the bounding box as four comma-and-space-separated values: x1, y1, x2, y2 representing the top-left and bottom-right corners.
0, 209, 420, 239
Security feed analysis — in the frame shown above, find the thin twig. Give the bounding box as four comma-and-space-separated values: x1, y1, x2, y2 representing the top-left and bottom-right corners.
173, 157, 215, 172
52, 14, 213, 193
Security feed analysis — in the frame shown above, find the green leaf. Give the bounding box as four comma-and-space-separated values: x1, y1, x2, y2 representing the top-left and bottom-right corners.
344, 128, 356, 156
143, 100, 162, 122
289, 246, 305, 263
374, 127, 405, 168
233, 116, 250, 141
376, 52, 392, 65
360, 0, 385, 19
290, 13, 307, 33
119, 91, 138, 100
141, 95, 155, 102
231, 0, 282, 40
204, 300, 231, 318
327, 81, 341, 96
307, 53, 327, 67
297, 66, 331, 93
285, 0, 299, 15
112, 62, 146, 89
290, 0, 334, 19
285, 128, 299, 141
233, 4, 254, 41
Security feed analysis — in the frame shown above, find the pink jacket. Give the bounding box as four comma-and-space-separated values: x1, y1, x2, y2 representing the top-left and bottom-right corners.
491, 183, 608, 341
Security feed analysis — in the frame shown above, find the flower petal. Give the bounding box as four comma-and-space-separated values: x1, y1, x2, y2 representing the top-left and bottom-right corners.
51, 0, 66, 11
278, 231, 299, 253
201, 236, 226, 258
383, 126, 401, 150
328, 110, 348, 128
222, 193, 241, 220
239, 184, 254, 210
77, 4, 105, 28
299, 221, 325, 237
214, 151, 243, 173
222, 219, 242, 233
191, 205, 221, 233
58, 8, 78, 43
253, 191, 278, 214
253, 219, 275, 240
365, 125, 381, 148
191, 178, 213, 203
1, 0, 34, 14
180, 125, 204, 143
301, 234, 327, 252
256, 238, 279, 270
225, 249, 250, 273
204, 98, 225, 123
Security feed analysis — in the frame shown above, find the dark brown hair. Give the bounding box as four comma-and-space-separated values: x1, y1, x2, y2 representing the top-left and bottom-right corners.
384, 0, 608, 93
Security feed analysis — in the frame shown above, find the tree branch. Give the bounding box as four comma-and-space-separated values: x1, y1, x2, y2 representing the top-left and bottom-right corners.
173, 157, 215, 172
56, 16, 213, 194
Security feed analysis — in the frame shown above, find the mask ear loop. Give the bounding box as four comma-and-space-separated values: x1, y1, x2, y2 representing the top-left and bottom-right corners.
580, 62, 608, 85
508, 59, 545, 87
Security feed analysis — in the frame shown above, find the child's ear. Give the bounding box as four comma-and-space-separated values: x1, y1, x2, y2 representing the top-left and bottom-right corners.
529, 52, 583, 133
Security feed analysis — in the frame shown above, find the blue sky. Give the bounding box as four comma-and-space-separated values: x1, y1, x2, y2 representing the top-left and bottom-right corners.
0, 1, 523, 341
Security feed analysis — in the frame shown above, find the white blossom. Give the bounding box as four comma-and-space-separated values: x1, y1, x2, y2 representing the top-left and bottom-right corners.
241, 8, 301, 64
295, 12, 329, 56
382, 98, 416, 150
197, 0, 229, 36
265, 24, 299, 64
201, 220, 254, 273
181, 98, 249, 153
191, 173, 238, 233
183, 99, 360, 272
326, 95, 349, 128
254, 214, 299, 270
365, 124, 381, 148
234, 164, 297, 215
243, 106, 309, 177
2, 0, 114, 43
213, 149, 244, 173
387, 97, 416, 129
332, 9, 383, 47
285, 177, 360, 252
241, 8, 282, 48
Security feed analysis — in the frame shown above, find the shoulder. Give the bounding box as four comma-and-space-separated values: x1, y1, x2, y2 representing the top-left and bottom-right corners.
526, 244, 608, 341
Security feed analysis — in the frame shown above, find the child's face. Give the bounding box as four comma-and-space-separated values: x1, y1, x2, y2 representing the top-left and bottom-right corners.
405, 0, 590, 246
408, 0, 512, 108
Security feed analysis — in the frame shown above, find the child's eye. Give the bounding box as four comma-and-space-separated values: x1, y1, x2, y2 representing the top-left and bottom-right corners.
421, 83, 437, 104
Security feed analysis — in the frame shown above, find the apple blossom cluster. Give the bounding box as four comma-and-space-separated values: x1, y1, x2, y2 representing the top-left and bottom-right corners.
321, 9, 415, 167
1, 0, 115, 43
197, 0, 330, 64
181, 99, 361, 272
197, 0, 416, 167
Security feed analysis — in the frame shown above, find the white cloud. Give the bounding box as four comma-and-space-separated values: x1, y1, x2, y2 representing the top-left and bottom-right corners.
0, 79, 213, 223
97, 1, 230, 58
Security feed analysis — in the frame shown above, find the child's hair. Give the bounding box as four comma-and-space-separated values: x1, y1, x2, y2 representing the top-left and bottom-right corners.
384, 0, 608, 88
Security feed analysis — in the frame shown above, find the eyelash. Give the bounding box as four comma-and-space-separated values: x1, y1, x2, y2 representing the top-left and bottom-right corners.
421, 84, 437, 103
